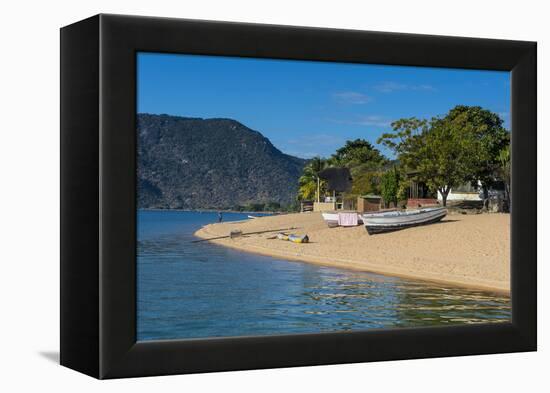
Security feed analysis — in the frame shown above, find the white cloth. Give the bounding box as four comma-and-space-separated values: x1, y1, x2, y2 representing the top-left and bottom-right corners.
338, 212, 358, 227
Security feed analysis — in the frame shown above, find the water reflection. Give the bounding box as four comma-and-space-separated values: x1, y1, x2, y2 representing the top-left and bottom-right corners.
137, 210, 510, 341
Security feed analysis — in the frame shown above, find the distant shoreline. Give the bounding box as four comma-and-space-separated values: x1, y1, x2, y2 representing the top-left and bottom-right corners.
194, 212, 511, 295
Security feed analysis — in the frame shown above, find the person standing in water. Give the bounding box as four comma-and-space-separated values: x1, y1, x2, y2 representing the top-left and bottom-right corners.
218, 211, 223, 223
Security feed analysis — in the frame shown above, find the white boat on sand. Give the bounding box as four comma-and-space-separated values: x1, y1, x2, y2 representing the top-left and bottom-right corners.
361, 207, 447, 234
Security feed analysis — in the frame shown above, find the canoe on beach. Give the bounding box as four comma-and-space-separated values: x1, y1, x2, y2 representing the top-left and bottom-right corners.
361, 207, 447, 235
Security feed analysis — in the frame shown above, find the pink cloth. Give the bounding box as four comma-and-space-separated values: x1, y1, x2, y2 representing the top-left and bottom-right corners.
338, 212, 358, 227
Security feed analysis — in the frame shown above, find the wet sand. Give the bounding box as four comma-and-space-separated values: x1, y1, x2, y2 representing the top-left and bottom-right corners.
194, 212, 510, 294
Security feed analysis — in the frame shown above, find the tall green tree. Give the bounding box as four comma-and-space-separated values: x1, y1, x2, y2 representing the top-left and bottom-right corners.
351, 170, 382, 196
444, 106, 509, 202
498, 144, 511, 205
378, 117, 477, 206
297, 156, 328, 201
380, 166, 401, 208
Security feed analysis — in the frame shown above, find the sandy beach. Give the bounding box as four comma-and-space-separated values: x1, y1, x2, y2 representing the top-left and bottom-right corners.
194, 212, 510, 294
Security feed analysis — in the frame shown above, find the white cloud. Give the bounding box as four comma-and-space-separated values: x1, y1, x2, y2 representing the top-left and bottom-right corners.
374, 81, 436, 93
373, 81, 407, 93
286, 133, 346, 147
330, 115, 392, 128
284, 150, 322, 159
333, 91, 372, 104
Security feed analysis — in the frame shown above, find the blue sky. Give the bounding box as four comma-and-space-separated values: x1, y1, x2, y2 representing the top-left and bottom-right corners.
137, 52, 510, 159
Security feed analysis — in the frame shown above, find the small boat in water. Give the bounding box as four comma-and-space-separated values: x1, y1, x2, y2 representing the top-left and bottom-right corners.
361, 207, 447, 235
247, 215, 258, 219
322, 212, 363, 227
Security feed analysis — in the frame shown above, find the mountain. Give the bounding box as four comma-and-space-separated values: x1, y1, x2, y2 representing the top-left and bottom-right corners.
137, 114, 307, 210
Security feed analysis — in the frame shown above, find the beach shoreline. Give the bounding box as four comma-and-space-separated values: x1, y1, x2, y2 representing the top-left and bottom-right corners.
194, 212, 511, 295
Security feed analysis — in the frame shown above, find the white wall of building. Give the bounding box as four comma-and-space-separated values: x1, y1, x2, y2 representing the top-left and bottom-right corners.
437, 181, 483, 202
437, 190, 481, 202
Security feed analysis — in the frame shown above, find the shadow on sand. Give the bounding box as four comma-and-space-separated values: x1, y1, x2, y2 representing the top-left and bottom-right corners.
437, 219, 460, 224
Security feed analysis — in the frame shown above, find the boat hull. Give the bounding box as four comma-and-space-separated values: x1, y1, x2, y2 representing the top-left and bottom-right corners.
361, 207, 447, 235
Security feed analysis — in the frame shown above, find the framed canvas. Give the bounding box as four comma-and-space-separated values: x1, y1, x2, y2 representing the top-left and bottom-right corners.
60, 14, 536, 379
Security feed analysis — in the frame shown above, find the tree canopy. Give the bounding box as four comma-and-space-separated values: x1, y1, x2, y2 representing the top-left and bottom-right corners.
330, 139, 387, 196
445, 105, 509, 192
330, 139, 387, 169
296, 106, 509, 208
377, 106, 509, 206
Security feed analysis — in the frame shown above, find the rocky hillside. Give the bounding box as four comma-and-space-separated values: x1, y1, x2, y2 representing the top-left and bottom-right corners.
137, 114, 306, 210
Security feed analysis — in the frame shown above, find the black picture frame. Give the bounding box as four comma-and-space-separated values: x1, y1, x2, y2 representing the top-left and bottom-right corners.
60, 14, 537, 379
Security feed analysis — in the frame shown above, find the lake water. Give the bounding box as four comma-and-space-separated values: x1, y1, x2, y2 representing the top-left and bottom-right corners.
137, 210, 511, 341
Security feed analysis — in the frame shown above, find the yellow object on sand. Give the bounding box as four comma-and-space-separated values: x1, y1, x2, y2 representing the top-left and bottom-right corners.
277, 233, 309, 243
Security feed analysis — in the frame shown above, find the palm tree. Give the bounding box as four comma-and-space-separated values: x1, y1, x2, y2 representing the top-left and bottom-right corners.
298, 156, 327, 201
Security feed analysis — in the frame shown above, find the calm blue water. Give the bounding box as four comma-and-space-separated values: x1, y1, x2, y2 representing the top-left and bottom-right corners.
137, 210, 511, 341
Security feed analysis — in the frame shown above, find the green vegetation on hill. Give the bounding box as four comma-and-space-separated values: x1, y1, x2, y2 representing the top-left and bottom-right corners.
137, 114, 306, 210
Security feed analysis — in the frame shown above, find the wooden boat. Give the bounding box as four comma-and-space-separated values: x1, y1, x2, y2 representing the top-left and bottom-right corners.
321, 212, 363, 228
361, 207, 447, 235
